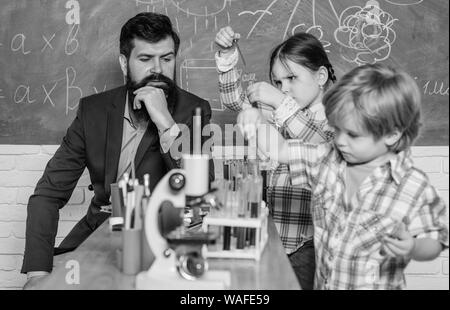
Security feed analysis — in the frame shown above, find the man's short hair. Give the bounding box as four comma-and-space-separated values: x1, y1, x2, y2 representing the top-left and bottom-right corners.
120, 12, 180, 58
324, 64, 422, 152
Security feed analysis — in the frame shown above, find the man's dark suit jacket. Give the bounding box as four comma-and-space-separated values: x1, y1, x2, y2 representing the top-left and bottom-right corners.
21, 85, 214, 273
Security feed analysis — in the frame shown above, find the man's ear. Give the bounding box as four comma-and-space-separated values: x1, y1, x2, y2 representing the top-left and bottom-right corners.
119, 54, 127, 77
317, 66, 329, 89
384, 129, 402, 147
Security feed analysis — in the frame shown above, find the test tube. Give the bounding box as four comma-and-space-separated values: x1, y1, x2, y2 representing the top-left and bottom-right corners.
261, 169, 267, 203
235, 176, 247, 249
249, 175, 262, 218
222, 180, 234, 250
248, 160, 262, 246
230, 161, 236, 191
236, 227, 246, 249
193, 107, 202, 155
223, 226, 231, 250
223, 160, 230, 180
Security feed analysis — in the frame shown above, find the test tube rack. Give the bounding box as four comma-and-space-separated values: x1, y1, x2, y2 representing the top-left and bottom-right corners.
201, 203, 268, 261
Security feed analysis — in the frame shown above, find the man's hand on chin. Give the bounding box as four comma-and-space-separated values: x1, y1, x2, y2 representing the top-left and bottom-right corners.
133, 86, 174, 131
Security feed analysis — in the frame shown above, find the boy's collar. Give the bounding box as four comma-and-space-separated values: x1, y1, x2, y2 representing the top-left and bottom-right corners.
333, 146, 414, 185
387, 149, 414, 185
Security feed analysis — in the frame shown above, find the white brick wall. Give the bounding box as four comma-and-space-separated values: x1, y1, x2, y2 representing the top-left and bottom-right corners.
0, 145, 448, 290
0, 145, 90, 289
405, 147, 449, 290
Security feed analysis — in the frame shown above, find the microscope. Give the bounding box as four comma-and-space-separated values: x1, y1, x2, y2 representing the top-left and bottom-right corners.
136, 109, 230, 290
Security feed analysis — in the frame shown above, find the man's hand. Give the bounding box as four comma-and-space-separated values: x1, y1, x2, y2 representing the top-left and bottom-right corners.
247, 82, 286, 109
23, 274, 49, 290
382, 222, 415, 259
215, 26, 240, 56
133, 86, 175, 132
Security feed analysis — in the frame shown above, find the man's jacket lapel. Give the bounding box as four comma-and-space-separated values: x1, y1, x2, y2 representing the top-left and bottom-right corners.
104, 87, 126, 195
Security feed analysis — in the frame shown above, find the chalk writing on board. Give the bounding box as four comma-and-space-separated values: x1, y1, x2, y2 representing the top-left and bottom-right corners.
66, 67, 82, 114
65, 24, 80, 55
4, 76, 109, 111
241, 71, 257, 84
136, 0, 165, 8
241, 0, 278, 39
7, 30, 79, 56
385, 0, 423, 6
179, 57, 258, 112
93, 85, 108, 94
0, 0, 447, 146
6, 67, 82, 112
43, 82, 58, 107
41, 34, 56, 52
11, 34, 31, 55
311, 0, 332, 51
334, 0, 397, 65
168, 0, 230, 17
423, 80, 449, 96
238, 10, 272, 17
282, 0, 301, 40
240, 0, 333, 51
179, 59, 224, 111
14, 85, 36, 104
290, 24, 332, 53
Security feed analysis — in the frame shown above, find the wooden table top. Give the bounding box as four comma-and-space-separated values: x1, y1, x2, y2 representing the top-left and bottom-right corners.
35, 216, 301, 290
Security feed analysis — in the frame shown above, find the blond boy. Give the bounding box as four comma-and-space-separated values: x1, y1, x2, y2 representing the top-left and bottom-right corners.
239, 64, 448, 289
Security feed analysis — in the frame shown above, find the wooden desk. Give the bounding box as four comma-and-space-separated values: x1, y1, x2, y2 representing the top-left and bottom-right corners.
35, 217, 301, 290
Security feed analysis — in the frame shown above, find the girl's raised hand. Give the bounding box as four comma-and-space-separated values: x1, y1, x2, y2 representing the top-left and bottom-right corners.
215, 26, 240, 56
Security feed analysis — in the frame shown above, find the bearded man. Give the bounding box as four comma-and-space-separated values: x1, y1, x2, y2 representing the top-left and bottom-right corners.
21, 12, 214, 287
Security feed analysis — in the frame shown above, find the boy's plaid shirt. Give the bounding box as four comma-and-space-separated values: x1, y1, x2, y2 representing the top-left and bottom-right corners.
288, 141, 449, 289
217, 54, 334, 253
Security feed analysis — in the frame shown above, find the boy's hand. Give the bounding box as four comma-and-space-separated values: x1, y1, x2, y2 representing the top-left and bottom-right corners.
382, 221, 415, 259
215, 26, 240, 56
237, 108, 263, 139
247, 82, 286, 109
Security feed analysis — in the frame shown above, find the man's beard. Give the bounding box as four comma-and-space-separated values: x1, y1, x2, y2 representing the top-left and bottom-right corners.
125, 68, 177, 123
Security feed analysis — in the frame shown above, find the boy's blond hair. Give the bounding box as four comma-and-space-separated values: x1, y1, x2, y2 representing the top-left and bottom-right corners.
324, 64, 422, 152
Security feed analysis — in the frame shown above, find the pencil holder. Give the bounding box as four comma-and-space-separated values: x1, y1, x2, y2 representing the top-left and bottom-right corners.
141, 226, 154, 271
122, 228, 142, 275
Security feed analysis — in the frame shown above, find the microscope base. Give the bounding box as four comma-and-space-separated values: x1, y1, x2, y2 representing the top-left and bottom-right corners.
135, 258, 231, 290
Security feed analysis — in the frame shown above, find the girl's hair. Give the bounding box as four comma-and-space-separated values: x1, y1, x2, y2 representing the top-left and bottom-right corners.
324, 63, 422, 153
269, 32, 336, 89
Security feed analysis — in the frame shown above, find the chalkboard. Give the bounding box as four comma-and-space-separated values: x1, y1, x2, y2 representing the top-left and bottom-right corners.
1, 0, 448, 145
